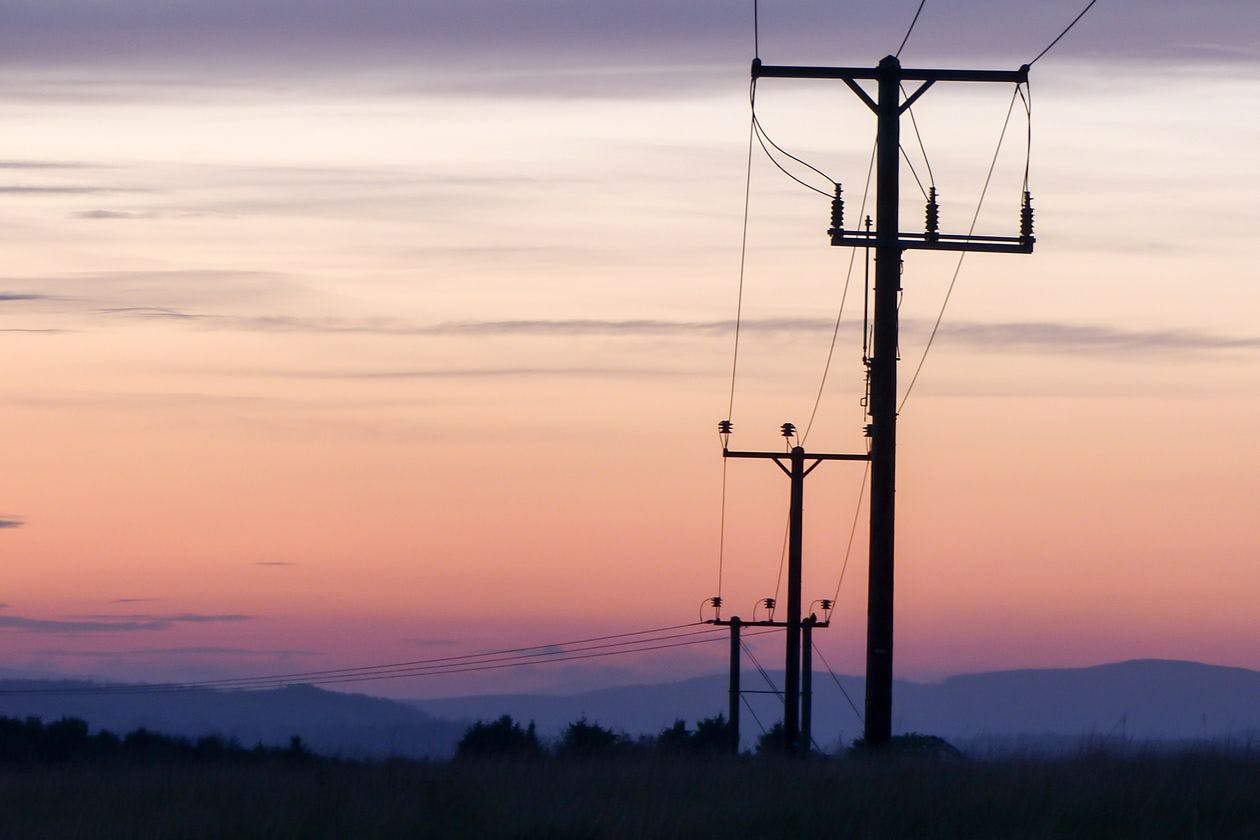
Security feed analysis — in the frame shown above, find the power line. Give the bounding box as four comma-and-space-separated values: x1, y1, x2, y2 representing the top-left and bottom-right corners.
801, 140, 877, 444
828, 462, 869, 611
895, 0, 928, 58
1029, 0, 1100, 66
750, 80, 835, 198
898, 84, 1023, 412
812, 640, 863, 724
0, 624, 723, 696
718, 116, 758, 605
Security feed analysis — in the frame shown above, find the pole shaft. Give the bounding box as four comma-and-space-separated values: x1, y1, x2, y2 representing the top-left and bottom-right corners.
729, 617, 741, 754
865, 55, 902, 748
785, 445, 805, 752
802, 616, 813, 754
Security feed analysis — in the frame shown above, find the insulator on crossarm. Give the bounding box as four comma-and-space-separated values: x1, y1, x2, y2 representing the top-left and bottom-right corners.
1020, 191, 1035, 243
925, 186, 940, 241
780, 422, 797, 440
718, 419, 733, 448
828, 183, 844, 236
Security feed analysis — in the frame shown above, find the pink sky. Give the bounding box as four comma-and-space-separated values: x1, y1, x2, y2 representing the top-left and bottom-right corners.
2, 1, 1258, 697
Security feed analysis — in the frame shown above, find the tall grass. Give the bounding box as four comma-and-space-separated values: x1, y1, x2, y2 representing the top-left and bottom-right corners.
2, 749, 1259, 838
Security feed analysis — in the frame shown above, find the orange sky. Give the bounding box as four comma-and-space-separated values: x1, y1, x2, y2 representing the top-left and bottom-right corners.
2, 2, 1259, 697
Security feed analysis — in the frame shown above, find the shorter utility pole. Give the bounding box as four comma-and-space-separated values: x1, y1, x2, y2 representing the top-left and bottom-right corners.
728, 617, 741, 754
709, 422, 867, 753
802, 615, 815, 753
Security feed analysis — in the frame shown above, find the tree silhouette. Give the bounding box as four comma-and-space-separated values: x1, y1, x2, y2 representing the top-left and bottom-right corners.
455, 715, 543, 759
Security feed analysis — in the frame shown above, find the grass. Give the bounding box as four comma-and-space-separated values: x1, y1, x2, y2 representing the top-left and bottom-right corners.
2, 750, 1259, 839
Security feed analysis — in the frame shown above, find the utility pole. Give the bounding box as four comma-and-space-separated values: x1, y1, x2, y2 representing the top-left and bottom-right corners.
712, 423, 867, 753
752, 55, 1034, 748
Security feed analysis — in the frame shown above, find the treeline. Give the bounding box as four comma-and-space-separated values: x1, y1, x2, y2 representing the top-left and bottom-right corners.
457, 715, 963, 759
0, 716, 313, 765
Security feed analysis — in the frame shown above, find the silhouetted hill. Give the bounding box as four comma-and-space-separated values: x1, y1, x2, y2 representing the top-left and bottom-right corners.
409, 659, 1260, 752
0, 680, 464, 758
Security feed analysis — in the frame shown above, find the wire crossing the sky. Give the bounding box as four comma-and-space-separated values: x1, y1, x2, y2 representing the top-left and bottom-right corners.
1029, 0, 1100, 66
0, 624, 792, 697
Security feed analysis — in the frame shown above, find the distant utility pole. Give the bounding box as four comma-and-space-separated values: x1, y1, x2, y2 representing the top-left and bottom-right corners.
752, 55, 1034, 748
712, 422, 867, 754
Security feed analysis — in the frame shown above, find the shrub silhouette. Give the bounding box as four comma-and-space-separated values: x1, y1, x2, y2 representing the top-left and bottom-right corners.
753, 722, 790, 756
656, 715, 733, 754
456, 715, 543, 759
555, 718, 631, 758
849, 732, 963, 758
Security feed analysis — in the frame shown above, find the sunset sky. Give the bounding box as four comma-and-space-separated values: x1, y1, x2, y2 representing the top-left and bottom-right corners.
1, 0, 1258, 699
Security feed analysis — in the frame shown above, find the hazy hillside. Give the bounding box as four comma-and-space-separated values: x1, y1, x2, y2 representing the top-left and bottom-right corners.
409, 659, 1260, 751
5, 659, 1257, 760
0, 681, 465, 759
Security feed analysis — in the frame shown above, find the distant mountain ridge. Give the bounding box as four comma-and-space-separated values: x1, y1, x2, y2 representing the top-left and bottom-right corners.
3, 659, 1257, 759
0, 679, 465, 759
408, 659, 1260, 751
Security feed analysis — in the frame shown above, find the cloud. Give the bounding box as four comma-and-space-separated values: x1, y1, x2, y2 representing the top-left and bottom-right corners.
0, 1, 1252, 98
0, 160, 90, 169
31, 646, 319, 658
0, 186, 110, 194
0, 615, 168, 633
255, 561, 297, 567
0, 612, 257, 633
0, 293, 54, 302
935, 322, 1260, 354
77, 613, 254, 624
73, 209, 151, 220
109, 598, 158, 604
0, 518, 23, 529
268, 367, 702, 381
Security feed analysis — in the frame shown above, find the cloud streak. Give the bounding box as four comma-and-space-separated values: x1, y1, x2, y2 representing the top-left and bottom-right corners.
0, 518, 24, 529
0, 612, 253, 634
0, 1, 1252, 98
110, 309, 1260, 357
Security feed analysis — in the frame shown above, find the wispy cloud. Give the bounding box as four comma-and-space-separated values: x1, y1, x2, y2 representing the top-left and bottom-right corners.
93, 311, 1260, 356
0, 160, 91, 170
0, 518, 24, 529
73, 209, 152, 220
31, 646, 319, 658
0, 611, 255, 634
255, 561, 297, 567
935, 322, 1260, 353
0, 615, 168, 633
109, 598, 158, 604
77, 613, 253, 624
0, 293, 54, 302
0, 186, 112, 195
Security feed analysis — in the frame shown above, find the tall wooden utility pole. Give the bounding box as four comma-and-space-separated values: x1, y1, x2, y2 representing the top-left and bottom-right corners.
752, 55, 1034, 748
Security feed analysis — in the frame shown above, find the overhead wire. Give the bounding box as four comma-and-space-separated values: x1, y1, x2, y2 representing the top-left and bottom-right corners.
895, 0, 928, 58
0, 624, 725, 696
898, 84, 1023, 412
716, 114, 759, 608
812, 640, 864, 724
1028, 0, 1100, 66
750, 80, 835, 199
801, 140, 877, 446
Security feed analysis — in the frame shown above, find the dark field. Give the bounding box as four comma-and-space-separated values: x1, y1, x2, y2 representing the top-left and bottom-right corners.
3, 751, 1260, 839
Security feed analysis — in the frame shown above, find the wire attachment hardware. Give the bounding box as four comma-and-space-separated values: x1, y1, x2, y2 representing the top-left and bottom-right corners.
718, 419, 733, 448
1020, 190, 1035, 244
925, 186, 940, 241
828, 182, 844, 236
701, 596, 723, 621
